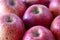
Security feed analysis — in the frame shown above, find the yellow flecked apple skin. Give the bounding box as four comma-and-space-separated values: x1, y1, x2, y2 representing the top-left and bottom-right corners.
0, 0, 26, 18
0, 14, 25, 40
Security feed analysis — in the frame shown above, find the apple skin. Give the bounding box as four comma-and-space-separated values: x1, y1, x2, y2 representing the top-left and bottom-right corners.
51, 15, 60, 40
23, 26, 55, 40
0, 0, 26, 18
0, 14, 25, 40
49, 0, 60, 17
23, 4, 53, 28
20, 0, 50, 7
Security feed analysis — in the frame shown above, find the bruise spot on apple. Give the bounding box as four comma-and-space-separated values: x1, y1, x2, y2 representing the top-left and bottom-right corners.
33, 31, 39, 37
6, 37, 8, 40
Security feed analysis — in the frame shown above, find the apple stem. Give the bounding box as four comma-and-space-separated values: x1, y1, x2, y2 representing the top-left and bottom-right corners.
33, 31, 39, 37
9, 1, 15, 6
6, 17, 12, 22
34, 8, 39, 14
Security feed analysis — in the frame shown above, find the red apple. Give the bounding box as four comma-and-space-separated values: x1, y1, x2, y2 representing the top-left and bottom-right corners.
49, 0, 60, 17
0, 0, 26, 18
20, 0, 50, 7
23, 4, 53, 28
51, 15, 60, 40
23, 26, 55, 40
0, 14, 25, 40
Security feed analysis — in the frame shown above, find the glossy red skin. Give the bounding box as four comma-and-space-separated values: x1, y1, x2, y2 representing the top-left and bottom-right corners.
51, 15, 60, 40
0, 0, 26, 18
49, 0, 60, 17
0, 14, 25, 40
23, 26, 55, 40
20, 0, 50, 7
23, 4, 53, 28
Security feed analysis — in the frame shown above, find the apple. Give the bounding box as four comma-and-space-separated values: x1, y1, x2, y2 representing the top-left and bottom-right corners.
51, 15, 60, 40
23, 4, 53, 28
0, 14, 25, 40
49, 0, 60, 17
23, 26, 55, 40
20, 0, 50, 7
0, 0, 26, 18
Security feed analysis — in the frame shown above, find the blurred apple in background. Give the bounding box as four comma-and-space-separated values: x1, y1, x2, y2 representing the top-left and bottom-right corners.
51, 15, 60, 40
23, 4, 53, 29
23, 26, 55, 40
0, 0, 26, 18
20, 0, 50, 7
49, 0, 60, 17
0, 14, 25, 40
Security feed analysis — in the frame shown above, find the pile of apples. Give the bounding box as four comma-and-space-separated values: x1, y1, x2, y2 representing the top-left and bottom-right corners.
0, 0, 60, 40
